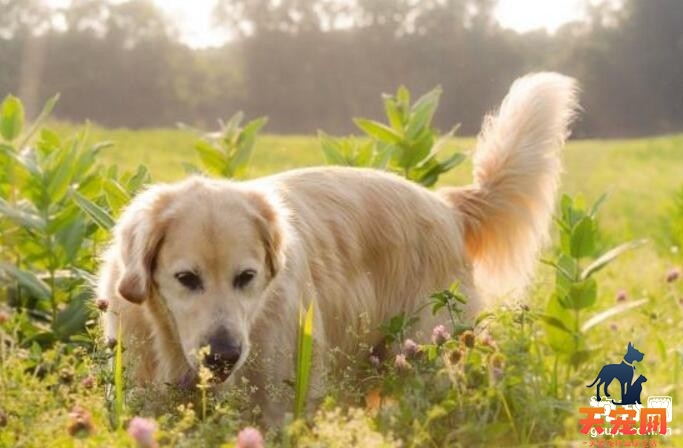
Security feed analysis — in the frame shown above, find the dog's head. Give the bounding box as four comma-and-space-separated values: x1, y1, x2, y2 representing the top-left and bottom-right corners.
625, 342, 645, 363
114, 177, 285, 383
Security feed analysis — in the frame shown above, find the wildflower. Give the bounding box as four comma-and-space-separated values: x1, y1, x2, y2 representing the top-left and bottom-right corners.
95, 298, 109, 312
431, 324, 450, 346
459, 330, 476, 348
394, 354, 412, 372
448, 349, 463, 365
480, 332, 497, 348
402, 339, 419, 358
81, 375, 96, 389
59, 368, 74, 384
127, 416, 158, 448
666, 267, 680, 283
616, 290, 627, 302
67, 405, 93, 437
0, 310, 8, 325
236, 426, 265, 448
369, 354, 381, 368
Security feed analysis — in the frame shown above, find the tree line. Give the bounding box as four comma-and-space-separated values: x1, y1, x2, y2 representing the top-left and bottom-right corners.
1, 0, 681, 137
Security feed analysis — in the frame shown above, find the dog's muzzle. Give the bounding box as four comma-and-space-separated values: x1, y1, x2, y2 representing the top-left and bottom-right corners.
204, 327, 242, 383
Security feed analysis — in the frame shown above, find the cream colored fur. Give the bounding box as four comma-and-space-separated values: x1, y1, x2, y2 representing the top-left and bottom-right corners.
96, 72, 578, 423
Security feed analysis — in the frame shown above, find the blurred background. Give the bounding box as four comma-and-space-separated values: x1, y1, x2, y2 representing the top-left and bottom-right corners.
1, 0, 682, 137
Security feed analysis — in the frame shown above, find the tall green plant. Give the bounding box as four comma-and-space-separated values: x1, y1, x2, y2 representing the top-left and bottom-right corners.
319, 85, 464, 187
0, 94, 148, 347
540, 194, 647, 394
183, 112, 267, 179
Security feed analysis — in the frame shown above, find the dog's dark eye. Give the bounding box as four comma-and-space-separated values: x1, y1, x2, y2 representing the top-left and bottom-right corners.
174, 271, 203, 291
233, 269, 256, 289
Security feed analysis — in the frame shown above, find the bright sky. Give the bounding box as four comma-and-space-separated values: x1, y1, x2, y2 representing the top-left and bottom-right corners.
46, 0, 586, 48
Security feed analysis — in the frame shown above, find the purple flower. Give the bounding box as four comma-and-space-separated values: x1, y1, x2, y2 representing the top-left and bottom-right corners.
394, 354, 412, 372
80, 375, 96, 389
666, 267, 680, 283
402, 339, 419, 358
616, 290, 627, 302
127, 417, 158, 448
236, 427, 264, 448
431, 325, 450, 346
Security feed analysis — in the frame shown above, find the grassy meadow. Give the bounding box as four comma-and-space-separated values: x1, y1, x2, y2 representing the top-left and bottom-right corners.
1, 121, 682, 447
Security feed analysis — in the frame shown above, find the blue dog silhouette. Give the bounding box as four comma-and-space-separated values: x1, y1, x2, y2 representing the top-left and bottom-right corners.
587, 342, 644, 402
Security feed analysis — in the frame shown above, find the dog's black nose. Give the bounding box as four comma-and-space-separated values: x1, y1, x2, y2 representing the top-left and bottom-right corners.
204, 327, 241, 381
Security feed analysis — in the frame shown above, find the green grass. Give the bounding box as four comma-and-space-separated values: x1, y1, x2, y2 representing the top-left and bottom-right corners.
2, 125, 682, 446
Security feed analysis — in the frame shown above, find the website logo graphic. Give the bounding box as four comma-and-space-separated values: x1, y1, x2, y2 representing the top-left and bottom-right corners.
579, 342, 673, 440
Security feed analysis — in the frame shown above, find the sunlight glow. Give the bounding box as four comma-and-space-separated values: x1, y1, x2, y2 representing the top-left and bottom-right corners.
494, 0, 585, 34
45, 0, 586, 48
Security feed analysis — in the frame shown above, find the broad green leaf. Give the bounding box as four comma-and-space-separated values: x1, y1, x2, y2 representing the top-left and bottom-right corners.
354, 118, 403, 144
355, 141, 375, 166
535, 312, 574, 334
383, 96, 404, 132
72, 192, 115, 230
581, 239, 647, 280
0, 95, 25, 142
52, 293, 91, 340
570, 216, 596, 258
0, 262, 51, 299
232, 117, 266, 178
428, 124, 460, 158
581, 299, 648, 333
195, 140, 227, 176
396, 85, 410, 111
565, 277, 597, 310
373, 144, 393, 169
544, 295, 580, 355
126, 165, 151, 193
46, 146, 76, 202
223, 111, 244, 138
17, 94, 59, 148
319, 131, 347, 165
294, 300, 315, 419
103, 179, 131, 215
406, 86, 441, 139
0, 198, 46, 230
399, 129, 433, 170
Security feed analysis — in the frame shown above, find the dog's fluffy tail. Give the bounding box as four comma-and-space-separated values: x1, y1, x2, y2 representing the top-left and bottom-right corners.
440, 72, 579, 299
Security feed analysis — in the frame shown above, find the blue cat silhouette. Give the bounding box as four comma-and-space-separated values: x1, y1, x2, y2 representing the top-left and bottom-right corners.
587, 342, 644, 402
612, 375, 647, 405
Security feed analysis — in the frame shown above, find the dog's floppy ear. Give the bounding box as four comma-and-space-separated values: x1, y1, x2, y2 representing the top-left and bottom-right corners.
247, 191, 285, 280
115, 186, 170, 304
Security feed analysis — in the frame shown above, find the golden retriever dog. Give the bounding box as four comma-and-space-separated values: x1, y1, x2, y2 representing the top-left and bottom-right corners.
96, 72, 578, 423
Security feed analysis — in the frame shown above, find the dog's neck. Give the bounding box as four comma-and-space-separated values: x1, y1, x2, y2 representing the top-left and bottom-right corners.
622, 358, 636, 369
